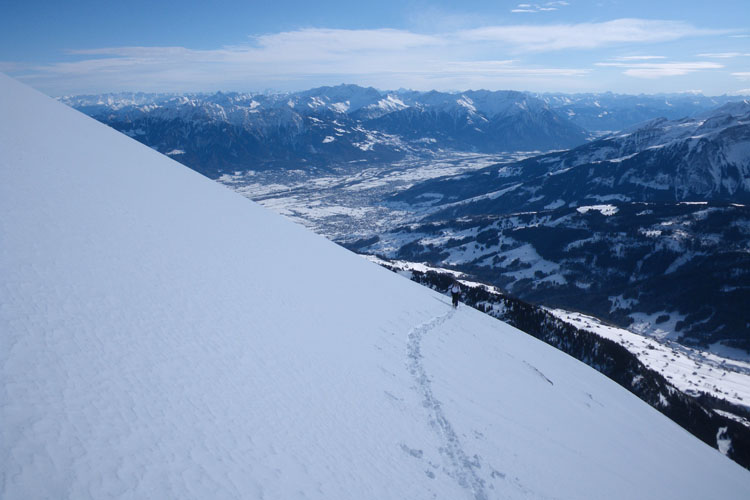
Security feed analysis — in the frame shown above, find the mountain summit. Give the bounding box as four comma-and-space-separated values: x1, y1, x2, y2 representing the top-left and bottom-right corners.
2, 74, 749, 498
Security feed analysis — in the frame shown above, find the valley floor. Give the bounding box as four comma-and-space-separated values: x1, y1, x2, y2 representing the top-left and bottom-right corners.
218, 152, 528, 240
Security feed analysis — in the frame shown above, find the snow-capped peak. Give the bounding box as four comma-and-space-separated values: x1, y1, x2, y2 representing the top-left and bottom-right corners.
456, 95, 477, 113
376, 94, 408, 112
331, 100, 350, 113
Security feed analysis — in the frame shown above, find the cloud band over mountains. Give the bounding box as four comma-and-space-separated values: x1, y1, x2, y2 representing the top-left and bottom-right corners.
2, 18, 738, 94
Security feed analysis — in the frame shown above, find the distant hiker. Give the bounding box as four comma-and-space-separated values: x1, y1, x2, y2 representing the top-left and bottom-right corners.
450, 282, 461, 308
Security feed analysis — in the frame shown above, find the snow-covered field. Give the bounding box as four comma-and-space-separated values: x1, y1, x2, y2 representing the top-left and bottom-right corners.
549, 309, 750, 415
3, 75, 750, 498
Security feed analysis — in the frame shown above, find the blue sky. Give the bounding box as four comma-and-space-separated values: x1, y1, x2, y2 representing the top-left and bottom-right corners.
2, 0, 749, 95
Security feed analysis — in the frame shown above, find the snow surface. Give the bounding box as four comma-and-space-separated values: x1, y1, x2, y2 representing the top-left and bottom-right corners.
576, 204, 619, 216
2, 74, 750, 499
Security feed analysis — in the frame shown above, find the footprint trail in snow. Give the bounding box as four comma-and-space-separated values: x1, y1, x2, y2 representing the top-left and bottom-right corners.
406, 308, 489, 500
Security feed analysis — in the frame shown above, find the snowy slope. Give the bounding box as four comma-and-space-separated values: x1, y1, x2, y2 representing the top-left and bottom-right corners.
1, 74, 749, 499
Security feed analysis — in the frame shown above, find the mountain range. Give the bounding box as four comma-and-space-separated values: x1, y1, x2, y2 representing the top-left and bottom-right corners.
353, 103, 750, 353
61, 86, 743, 180
7, 74, 750, 498
392, 100, 750, 213
60, 85, 590, 176
534, 92, 741, 133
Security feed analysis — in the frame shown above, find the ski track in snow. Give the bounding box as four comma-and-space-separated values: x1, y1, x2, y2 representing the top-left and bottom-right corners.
523, 361, 554, 386
406, 308, 489, 500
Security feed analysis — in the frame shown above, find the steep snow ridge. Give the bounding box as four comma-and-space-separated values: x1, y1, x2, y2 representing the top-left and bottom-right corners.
2, 75, 749, 499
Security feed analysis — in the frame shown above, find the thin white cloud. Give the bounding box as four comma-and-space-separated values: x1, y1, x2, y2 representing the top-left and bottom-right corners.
511, 1, 569, 13
252, 28, 442, 53
9, 29, 590, 93
732, 72, 750, 80
697, 52, 750, 58
730, 88, 750, 95
613, 55, 667, 61
597, 61, 723, 78
4, 19, 728, 93
0, 61, 27, 72
459, 19, 725, 52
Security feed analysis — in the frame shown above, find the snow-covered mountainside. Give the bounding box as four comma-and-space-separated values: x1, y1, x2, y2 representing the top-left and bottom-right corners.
355, 203, 750, 353
60, 85, 588, 177
393, 101, 750, 212
3, 74, 749, 498
353, 105, 750, 353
